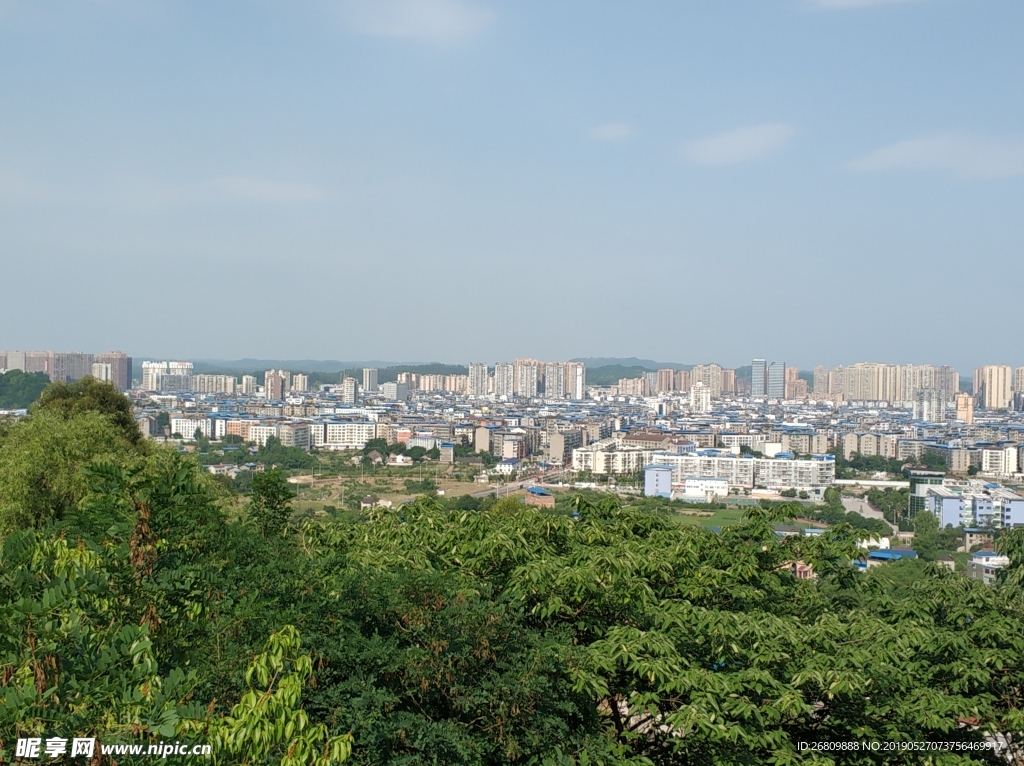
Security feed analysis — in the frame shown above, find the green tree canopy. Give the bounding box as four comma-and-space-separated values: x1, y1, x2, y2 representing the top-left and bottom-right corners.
0, 410, 139, 535
34, 376, 143, 445
249, 468, 297, 537
0, 369, 50, 409
4, 409, 1024, 765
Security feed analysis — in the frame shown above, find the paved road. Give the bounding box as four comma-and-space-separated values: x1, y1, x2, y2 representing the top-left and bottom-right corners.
842, 496, 897, 532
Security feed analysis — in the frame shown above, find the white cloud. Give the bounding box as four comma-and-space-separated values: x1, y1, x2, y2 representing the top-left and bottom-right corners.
807, 0, 920, 8
678, 123, 796, 166
847, 133, 1024, 180
338, 0, 494, 44
589, 123, 635, 143
208, 177, 329, 203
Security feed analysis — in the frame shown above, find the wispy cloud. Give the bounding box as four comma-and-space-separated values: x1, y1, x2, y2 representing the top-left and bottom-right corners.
208, 177, 329, 203
807, 0, 921, 9
847, 133, 1024, 180
589, 123, 635, 143
338, 0, 494, 44
678, 123, 796, 166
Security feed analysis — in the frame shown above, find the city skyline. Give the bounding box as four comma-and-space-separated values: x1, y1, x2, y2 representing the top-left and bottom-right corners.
7, 346, 1024, 382
2, 1, 1022, 368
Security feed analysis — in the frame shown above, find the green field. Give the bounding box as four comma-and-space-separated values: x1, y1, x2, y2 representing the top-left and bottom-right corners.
670, 507, 747, 528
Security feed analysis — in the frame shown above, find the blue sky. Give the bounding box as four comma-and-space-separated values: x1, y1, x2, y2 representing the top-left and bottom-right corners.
1, 0, 1022, 371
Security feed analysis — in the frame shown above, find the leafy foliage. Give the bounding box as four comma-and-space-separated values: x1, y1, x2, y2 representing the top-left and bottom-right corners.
34, 376, 143, 445
0, 409, 139, 535
0, 369, 50, 409
250, 469, 297, 537
3, 396, 1024, 765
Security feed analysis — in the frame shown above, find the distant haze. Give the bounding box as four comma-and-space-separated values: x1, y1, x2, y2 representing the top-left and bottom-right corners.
2, 2, 1022, 372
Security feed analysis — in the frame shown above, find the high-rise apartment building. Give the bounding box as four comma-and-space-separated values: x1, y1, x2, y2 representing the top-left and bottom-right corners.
362, 368, 378, 393
812, 366, 829, 396
975, 365, 1013, 410
514, 359, 539, 398
51, 352, 94, 383
766, 362, 786, 399
618, 377, 650, 397
468, 363, 489, 397
544, 362, 567, 399
95, 351, 132, 391
751, 359, 767, 397
494, 363, 515, 398
783, 367, 800, 399
240, 375, 257, 395
141, 361, 194, 392
690, 364, 723, 398
674, 369, 691, 392
6, 351, 51, 376
913, 388, 946, 422
955, 392, 974, 424
567, 362, 586, 400
340, 376, 358, 404
1015, 367, 1024, 393
264, 370, 290, 400
690, 381, 712, 413
91, 363, 112, 382
292, 374, 308, 392
193, 374, 238, 394
720, 368, 736, 395
656, 369, 676, 393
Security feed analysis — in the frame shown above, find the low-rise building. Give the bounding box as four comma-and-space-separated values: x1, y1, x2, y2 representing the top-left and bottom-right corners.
968, 550, 1010, 585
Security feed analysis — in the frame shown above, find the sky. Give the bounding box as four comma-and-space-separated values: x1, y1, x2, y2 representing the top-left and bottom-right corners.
1, 0, 1022, 372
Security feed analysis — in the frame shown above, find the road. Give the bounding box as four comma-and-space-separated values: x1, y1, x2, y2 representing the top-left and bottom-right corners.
470, 470, 570, 499
842, 496, 897, 533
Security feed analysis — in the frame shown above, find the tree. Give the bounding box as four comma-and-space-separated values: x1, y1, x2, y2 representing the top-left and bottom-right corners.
361, 438, 389, 456
0, 410, 138, 536
34, 376, 143, 445
7, 406, 1024, 765
249, 469, 296, 537
0, 369, 50, 409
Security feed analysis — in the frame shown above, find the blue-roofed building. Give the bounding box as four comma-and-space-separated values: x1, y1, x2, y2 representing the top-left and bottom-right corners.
495, 457, 519, 476
524, 486, 555, 508
864, 548, 918, 568
969, 550, 1010, 585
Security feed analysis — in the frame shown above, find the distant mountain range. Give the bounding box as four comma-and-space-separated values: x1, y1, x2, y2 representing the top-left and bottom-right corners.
187, 359, 414, 374
570, 357, 692, 371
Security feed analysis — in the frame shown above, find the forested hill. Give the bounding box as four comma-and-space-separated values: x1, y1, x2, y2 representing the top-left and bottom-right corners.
2, 379, 1024, 764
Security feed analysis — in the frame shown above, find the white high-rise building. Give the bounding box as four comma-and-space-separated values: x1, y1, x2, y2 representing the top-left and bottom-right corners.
468, 363, 489, 397
975, 365, 1013, 410
240, 375, 257, 395
362, 368, 378, 393
544, 362, 567, 399
140, 361, 194, 392
514, 359, 539, 398
568, 362, 586, 400
341, 376, 358, 404
494, 363, 515, 398
91, 363, 112, 382
690, 382, 712, 413
913, 388, 946, 422
1014, 367, 1024, 393
193, 374, 238, 394
292, 373, 309, 392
